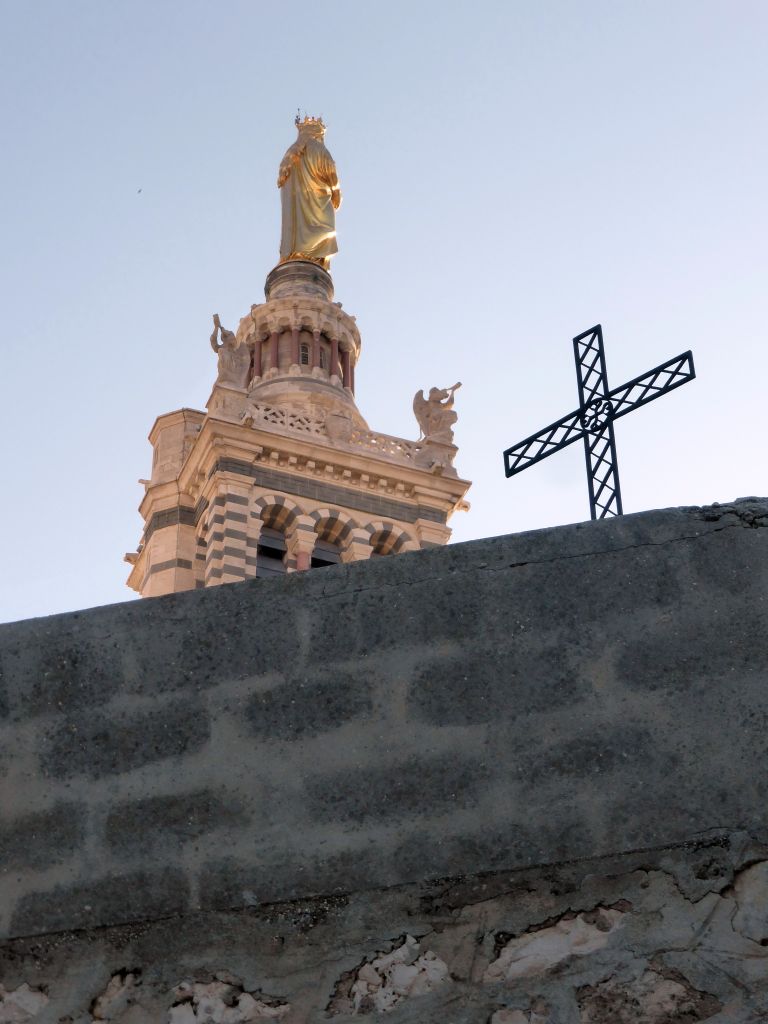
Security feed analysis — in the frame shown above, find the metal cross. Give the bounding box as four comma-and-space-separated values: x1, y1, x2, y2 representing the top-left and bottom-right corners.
503, 325, 696, 520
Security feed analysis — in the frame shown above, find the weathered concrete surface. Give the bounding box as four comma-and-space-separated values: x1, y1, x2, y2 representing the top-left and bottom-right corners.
2, 497, 768, 1020
1, 831, 767, 1021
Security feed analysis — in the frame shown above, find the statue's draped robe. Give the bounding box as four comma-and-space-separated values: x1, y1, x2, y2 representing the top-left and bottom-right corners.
279, 135, 339, 264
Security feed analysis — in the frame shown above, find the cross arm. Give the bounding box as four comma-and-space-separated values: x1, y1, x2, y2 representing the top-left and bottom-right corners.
503, 350, 695, 480
503, 408, 584, 477
608, 351, 695, 421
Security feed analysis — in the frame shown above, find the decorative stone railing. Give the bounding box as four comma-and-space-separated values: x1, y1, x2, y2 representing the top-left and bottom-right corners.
346, 429, 418, 462
241, 403, 325, 438
241, 402, 422, 466
239, 400, 464, 475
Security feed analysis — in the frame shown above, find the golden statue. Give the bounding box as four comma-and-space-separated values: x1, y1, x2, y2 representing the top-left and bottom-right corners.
278, 115, 341, 271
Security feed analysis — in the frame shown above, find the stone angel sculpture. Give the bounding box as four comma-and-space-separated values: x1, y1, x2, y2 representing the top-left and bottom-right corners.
413, 383, 462, 445
278, 115, 341, 271
210, 314, 250, 389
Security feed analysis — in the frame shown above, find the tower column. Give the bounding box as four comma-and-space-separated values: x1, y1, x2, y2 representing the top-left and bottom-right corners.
252, 339, 262, 381
341, 528, 374, 563
290, 326, 300, 367
203, 504, 222, 586
204, 483, 251, 586
330, 337, 340, 379
245, 511, 263, 579
285, 514, 317, 571
342, 348, 351, 388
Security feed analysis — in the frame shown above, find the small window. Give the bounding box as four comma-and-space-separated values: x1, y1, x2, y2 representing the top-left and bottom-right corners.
300, 343, 310, 365
256, 526, 287, 577
319, 348, 327, 370
311, 538, 342, 569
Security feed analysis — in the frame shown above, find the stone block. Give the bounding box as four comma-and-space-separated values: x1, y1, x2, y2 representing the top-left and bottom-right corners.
306, 752, 491, 824
10, 868, 189, 936
198, 845, 383, 911
616, 604, 768, 693
245, 671, 372, 741
105, 790, 246, 856
39, 698, 209, 779
136, 586, 301, 687
0, 803, 85, 871
407, 642, 591, 726
0, 633, 123, 718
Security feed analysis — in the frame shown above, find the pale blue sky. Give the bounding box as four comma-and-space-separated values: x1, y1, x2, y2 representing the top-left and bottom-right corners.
1, 1, 766, 622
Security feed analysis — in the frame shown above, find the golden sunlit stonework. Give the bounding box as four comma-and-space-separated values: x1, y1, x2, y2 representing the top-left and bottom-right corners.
125, 119, 470, 597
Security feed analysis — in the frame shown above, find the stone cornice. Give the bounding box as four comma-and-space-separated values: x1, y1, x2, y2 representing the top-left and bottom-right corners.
147, 407, 205, 446
180, 417, 470, 517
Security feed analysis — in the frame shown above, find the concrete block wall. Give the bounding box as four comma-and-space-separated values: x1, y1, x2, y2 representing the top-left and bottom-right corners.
1, 498, 768, 1022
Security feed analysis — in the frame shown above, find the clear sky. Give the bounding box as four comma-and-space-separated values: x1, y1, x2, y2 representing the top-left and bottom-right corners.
1, 0, 766, 623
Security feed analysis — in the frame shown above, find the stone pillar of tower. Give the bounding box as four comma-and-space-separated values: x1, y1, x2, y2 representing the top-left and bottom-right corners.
126, 122, 471, 597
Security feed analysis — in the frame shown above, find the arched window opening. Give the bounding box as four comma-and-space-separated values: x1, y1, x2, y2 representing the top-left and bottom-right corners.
300, 343, 310, 365
311, 537, 342, 568
319, 347, 327, 370
369, 525, 410, 557
256, 526, 287, 577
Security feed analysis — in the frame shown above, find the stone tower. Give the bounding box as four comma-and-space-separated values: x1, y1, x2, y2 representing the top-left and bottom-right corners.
125, 127, 470, 597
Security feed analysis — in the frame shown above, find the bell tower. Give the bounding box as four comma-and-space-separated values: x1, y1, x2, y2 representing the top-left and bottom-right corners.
125, 121, 470, 597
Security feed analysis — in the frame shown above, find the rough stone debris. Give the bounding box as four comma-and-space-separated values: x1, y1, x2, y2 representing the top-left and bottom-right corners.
169, 979, 289, 1022
1, 838, 768, 1020
327, 934, 450, 1014
489, 1000, 551, 1023
0, 985, 48, 1023
484, 906, 629, 983
90, 970, 142, 1020
732, 860, 768, 944
577, 967, 722, 1023
0, 972, 290, 1024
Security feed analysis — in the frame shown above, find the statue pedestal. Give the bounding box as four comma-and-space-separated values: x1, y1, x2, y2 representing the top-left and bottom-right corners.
414, 440, 459, 477
206, 383, 248, 423
265, 260, 334, 301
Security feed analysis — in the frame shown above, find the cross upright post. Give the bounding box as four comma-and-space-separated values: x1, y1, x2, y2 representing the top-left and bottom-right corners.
573, 326, 623, 518
503, 324, 695, 521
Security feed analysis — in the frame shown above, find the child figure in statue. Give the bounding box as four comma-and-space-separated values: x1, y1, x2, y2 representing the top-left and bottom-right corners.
277, 115, 341, 271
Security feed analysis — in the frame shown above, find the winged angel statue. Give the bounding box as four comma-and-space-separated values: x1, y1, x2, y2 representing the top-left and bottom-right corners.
413, 383, 462, 445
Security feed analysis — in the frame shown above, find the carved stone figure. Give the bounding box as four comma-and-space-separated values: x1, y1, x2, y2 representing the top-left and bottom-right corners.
210, 314, 250, 388
278, 116, 341, 271
413, 383, 462, 445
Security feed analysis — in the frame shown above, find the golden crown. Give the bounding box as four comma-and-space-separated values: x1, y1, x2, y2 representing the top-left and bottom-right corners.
295, 112, 325, 130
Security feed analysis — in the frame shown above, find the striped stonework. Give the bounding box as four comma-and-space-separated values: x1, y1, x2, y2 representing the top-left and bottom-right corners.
125, 259, 471, 599
251, 493, 301, 533
205, 487, 250, 585
308, 508, 358, 546
144, 506, 196, 544
211, 458, 448, 525
365, 520, 417, 556
285, 514, 318, 572
195, 534, 207, 586
250, 494, 302, 574
340, 527, 374, 563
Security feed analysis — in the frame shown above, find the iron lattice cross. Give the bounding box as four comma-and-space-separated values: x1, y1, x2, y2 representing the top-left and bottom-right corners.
503, 325, 696, 520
